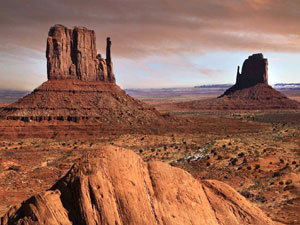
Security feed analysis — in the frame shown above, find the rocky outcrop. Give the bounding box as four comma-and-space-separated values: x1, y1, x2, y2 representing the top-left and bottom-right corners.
0, 146, 278, 225
222, 53, 268, 96
46, 24, 115, 82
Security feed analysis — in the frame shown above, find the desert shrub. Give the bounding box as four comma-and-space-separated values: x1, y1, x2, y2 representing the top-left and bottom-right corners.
272, 171, 280, 177
285, 179, 293, 185
255, 164, 260, 170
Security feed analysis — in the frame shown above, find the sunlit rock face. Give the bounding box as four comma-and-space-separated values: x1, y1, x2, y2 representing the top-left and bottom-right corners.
46, 24, 115, 82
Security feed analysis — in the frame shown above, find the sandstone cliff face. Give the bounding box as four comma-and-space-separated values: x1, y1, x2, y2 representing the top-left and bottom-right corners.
46, 24, 115, 82
1, 146, 278, 225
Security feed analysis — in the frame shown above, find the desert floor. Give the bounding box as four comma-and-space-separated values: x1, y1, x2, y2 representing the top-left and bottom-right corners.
0, 89, 300, 224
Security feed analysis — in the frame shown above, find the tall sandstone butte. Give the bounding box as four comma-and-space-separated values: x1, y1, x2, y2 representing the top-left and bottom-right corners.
46, 24, 115, 82
0, 24, 172, 128
236, 53, 268, 87
222, 53, 268, 96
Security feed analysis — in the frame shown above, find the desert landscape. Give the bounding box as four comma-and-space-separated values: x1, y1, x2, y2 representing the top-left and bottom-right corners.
0, 0, 300, 225
0, 24, 299, 225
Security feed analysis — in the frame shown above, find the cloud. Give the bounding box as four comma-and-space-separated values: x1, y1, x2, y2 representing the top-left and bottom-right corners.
1, 0, 300, 57
198, 68, 223, 76
1, 0, 300, 89
270, 57, 281, 61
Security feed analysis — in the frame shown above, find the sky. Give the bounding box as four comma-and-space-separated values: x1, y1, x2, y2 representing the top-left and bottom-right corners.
0, 0, 300, 90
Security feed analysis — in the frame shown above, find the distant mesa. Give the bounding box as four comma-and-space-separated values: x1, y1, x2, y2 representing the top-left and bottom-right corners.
0, 146, 276, 225
0, 25, 170, 132
47, 24, 115, 82
176, 53, 300, 110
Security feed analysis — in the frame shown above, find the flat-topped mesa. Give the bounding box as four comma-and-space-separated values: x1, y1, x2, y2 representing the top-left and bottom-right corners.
236, 53, 268, 88
46, 24, 115, 82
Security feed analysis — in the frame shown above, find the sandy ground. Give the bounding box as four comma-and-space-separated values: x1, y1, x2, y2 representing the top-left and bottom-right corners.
0, 89, 300, 224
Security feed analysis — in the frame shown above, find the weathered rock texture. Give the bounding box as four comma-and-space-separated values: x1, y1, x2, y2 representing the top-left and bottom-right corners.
46, 24, 115, 82
0, 146, 278, 225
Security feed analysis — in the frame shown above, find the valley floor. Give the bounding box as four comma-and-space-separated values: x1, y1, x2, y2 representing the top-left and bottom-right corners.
0, 89, 300, 224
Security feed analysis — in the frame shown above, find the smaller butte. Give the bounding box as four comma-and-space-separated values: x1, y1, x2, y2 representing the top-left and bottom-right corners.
176, 53, 300, 110
221, 53, 268, 96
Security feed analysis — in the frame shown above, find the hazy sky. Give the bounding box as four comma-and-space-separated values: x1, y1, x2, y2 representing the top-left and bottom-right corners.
1, 0, 300, 90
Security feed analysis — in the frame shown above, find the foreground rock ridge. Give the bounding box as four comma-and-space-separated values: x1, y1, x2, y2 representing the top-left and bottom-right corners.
0, 146, 277, 225
47, 24, 115, 82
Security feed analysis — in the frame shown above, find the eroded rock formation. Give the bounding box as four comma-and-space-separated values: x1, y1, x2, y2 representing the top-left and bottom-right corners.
46, 24, 115, 82
0, 146, 277, 225
237, 53, 268, 86
0, 80, 171, 127
175, 53, 299, 110
222, 53, 268, 96
0, 25, 173, 127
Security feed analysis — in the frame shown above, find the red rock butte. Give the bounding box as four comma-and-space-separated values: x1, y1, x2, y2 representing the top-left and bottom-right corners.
221, 53, 268, 96
176, 53, 300, 110
0, 25, 171, 133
